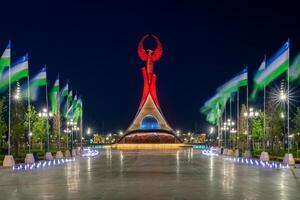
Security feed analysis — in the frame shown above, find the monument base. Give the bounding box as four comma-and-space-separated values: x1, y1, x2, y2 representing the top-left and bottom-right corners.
25, 153, 35, 164
283, 153, 295, 165
227, 149, 234, 156
65, 150, 71, 157
55, 151, 64, 159
45, 152, 53, 160
3, 155, 15, 167
111, 143, 190, 150
260, 152, 270, 161
234, 149, 240, 157
71, 149, 77, 157
223, 148, 228, 155
76, 147, 82, 155
244, 150, 252, 158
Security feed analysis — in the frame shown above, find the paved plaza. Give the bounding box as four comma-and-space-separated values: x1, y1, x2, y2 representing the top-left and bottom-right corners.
0, 149, 299, 200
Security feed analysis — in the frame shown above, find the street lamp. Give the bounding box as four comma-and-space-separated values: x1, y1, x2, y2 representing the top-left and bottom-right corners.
176, 130, 181, 137
66, 120, 79, 150
38, 108, 53, 153
244, 107, 259, 152
221, 119, 235, 148
87, 127, 92, 135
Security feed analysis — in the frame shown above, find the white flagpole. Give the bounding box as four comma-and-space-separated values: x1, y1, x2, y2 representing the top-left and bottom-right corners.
237, 89, 239, 149
287, 45, 290, 154
229, 96, 232, 148
8, 48, 11, 155
263, 55, 267, 152
45, 67, 50, 153
224, 103, 227, 148
246, 71, 249, 150
80, 101, 83, 149
26, 56, 31, 153
58, 76, 61, 150
263, 84, 266, 152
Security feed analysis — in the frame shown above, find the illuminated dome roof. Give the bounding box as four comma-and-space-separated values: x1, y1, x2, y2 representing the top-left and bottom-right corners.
140, 115, 160, 130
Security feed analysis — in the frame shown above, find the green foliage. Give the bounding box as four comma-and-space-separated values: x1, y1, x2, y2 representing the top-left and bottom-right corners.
11, 100, 26, 156
25, 106, 46, 150
52, 113, 60, 147
251, 111, 264, 141
293, 107, 300, 134
0, 97, 7, 146
239, 104, 247, 135
267, 107, 284, 140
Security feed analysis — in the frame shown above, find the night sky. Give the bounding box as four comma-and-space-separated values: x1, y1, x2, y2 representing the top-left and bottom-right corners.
2, 0, 300, 133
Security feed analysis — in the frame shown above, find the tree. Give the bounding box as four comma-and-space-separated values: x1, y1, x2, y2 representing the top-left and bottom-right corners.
266, 106, 284, 151
0, 97, 7, 149
52, 113, 60, 149
293, 107, 300, 134
11, 99, 26, 157
251, 111, 264, 149
25, 106, 46, 150
238, 104, 247, 149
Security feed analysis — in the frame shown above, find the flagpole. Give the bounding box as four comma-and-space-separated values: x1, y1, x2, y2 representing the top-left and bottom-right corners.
8, 49, 11, 155
287, 46, 290, 154
26, 57, 31, 153
237, 89, 239, 149
80, 101, 83, 149
263, 84, 266, 152
224, 103, 227, 148
229, 96, 232, 148
66, 97, 69, 150
45, 68, 50, 153
246, 71, 249, 151
58, 76, 61, 150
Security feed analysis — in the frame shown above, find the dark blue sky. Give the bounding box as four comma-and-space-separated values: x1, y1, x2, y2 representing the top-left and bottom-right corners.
2, 0, 300, 133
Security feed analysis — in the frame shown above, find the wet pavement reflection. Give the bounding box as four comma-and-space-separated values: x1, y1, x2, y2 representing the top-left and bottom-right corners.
0, 148, 299, 199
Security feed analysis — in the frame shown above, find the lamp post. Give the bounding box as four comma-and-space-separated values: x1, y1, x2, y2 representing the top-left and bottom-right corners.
63, 128, 71, 149
86, 127, 92, 146
244, 107, 259, 152
208, 126, 215, 146
38, 108, 53, 153
221, 119, 235, 148
66, 119, 78, 150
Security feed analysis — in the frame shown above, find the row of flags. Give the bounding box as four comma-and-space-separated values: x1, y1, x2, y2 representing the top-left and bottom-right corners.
201, 40, 294, 125
0, 41, 83, 122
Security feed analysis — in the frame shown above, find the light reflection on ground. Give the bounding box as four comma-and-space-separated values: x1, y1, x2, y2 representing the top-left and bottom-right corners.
0, 149, 299, 200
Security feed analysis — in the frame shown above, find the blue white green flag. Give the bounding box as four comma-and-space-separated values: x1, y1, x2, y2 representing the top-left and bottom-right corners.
0, 54, 28, 91
255, 41, 289, 88
0, 41, 10, 77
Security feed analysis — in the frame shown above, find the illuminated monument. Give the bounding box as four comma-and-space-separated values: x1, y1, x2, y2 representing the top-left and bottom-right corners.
118, 34, 181, 143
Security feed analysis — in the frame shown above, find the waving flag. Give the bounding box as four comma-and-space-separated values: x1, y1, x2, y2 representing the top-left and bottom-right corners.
217, 67, 248, 96
60, 83, 68, 99
289, 53, 300, 82
255, 41, 289, 88
0, 54, 28, 91
50, 77, 59, 113
30, 66, 47, 87
250, 58, 266, 100
0, 41, 10, 77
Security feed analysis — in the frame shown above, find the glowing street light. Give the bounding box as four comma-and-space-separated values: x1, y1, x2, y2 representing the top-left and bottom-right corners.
209, 127, 214, 134
14, 82, 21, 100
119, 131, 123, 136
38, 108, 53, 153
280, 112, 285, 119
87, 128, 92, 135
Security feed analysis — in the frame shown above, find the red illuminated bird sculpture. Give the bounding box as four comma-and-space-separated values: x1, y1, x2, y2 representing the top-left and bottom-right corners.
137, 34, 163, 83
